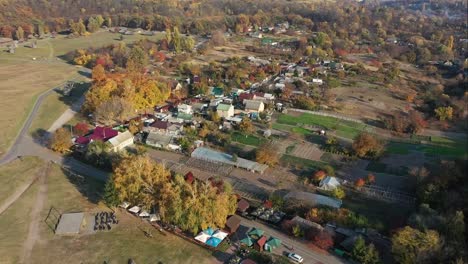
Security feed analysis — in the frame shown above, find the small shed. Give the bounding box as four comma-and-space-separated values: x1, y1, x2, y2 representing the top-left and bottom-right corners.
319, 176, 341, 191
237, 199, 250, 213
254, 236, 267, 251
225, 215, 241, 233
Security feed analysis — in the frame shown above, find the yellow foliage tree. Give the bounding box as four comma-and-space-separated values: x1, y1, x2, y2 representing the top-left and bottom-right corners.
256, 143, 280, 166
82, 78, 118, 113
49, 127, 72, 153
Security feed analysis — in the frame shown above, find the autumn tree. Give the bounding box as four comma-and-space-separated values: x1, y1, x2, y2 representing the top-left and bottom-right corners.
49, 127, 72, 153
332, 187, 346, 199
434, 106, 453, 121
313, 170, 327, 182
351, 236, 380, 264
113, 155, 170, 208
15, 26, 24, 40
238, 117, 254, 134
311, 231, 334, 250
82, 78, 118, 113
352, 132, 384, 158
408, 111, 427, 134
392, 226, 441, 264
73, 122, 89, 136
355, 178, 365, 187
94, 96, 135, 125
255, 143, 279, 166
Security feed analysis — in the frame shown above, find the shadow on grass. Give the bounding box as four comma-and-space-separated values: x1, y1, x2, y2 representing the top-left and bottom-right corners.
59, 164, 105, 205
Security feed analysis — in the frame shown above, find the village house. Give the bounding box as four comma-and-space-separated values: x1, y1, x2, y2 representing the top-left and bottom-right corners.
244, 100, 265, 113
238, 93, 256, 103
177, 104, 192, 114
216, 104, 235, 118
145, 132, 179, 150
210, 87, 224, 98
108, 131, 134, 152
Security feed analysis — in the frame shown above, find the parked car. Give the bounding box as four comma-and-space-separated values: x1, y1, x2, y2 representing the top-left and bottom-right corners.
287, 253, 303, 263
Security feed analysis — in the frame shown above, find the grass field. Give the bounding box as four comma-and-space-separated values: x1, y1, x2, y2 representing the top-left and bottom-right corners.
0, 177, 39, 264
0, 159, 215, 263
386, 140, 467, 158
231, 131, 267, 146
0, 157, 43, 203
280, 154, 327, 171
0, 31, 164, 157
29, 80, 90, 134
277, 113, 368, 139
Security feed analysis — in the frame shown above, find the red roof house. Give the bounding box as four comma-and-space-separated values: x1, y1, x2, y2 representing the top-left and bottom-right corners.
254, 236, 267, 251
238, 93, 256, 103
92, 127, 118, 141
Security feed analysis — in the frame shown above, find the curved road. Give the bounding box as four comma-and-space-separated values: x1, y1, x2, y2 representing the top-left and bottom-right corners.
0, 67, 108, 181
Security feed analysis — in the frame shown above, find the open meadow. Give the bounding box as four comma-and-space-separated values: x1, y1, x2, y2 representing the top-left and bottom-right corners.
0, 158, 216, 264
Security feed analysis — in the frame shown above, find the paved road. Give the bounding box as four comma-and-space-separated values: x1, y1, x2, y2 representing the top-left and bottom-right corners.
238, 218, 346, 264
0, 67, 108, 182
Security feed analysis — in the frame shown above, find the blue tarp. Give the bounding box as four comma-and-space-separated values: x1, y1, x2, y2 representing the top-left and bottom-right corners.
206, 237, 222, 247
203, 227, 215, 236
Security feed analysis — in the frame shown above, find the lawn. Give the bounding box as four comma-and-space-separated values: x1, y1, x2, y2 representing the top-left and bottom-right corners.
0, 157, 43, 203
231, 131, 267, 146
280, 154, 327, 171
29, 80, 90, 134
276, 113, 368, 139
386, 140, 467, 158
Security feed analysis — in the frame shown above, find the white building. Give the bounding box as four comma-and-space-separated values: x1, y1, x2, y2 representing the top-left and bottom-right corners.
312, 78, 323, 85
319, 176, 341, 191
177, 104, 193, 114
108, 131, 134, 152
216, 104, 235, 118
244, 100, 265, 113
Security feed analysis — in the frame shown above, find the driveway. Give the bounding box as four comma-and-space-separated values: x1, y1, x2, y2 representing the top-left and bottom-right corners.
237, 218, 345, 264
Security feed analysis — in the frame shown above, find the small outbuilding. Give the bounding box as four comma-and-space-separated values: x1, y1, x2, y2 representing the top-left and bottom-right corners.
319, 176, 341, 191
225, 215, 241, 234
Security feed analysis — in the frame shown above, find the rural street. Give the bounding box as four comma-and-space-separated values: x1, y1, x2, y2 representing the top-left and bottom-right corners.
238, 218, 345, 264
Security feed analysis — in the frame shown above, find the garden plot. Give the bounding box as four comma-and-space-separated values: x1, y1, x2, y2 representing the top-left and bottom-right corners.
289, 142, 324, 161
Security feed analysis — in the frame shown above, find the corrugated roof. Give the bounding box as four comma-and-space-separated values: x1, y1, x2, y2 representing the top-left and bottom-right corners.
191, 147, 268, 173
108, 131, 133, 147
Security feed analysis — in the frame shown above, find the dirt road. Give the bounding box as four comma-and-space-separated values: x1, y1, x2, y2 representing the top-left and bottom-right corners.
20, 163, 50, 264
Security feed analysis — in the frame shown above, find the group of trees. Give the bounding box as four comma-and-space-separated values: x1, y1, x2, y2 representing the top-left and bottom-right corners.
82, 64, 170, 124
164, 27, 195, 53
382, 111, 427, 134
389, 158, 467, 263
352, 132, 385, 159
111, 155, 237, 234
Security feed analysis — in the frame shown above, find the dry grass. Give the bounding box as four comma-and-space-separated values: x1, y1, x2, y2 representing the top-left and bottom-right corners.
0, 174, 39, 264
0, 160, 216, 264
0, 31, 165, 156
0, 157, 43, 203
0, 62, 77, 155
